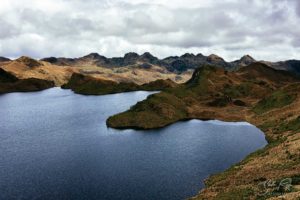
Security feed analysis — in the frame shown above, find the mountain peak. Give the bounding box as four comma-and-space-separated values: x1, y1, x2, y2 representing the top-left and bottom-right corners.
140, 52, 158, 63
84, 53, 102, 58
16, 56, 42, 67
207, 54, 224, 62
141, 52, 155, 59
124, 52, 139, 59
181, 53, 195, 58
240, 54, 255, 61
237, 55, 256, 66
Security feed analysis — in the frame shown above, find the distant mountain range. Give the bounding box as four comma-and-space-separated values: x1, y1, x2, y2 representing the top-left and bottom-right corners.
40, 52, 300, 74
38, 52, 251, 71
1, 53, 300, 75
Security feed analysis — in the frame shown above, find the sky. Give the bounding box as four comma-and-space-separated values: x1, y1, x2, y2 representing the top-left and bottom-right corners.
0, 0, 299, 61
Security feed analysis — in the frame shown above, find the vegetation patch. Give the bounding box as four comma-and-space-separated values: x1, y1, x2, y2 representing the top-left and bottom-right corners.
214, 187, 254, 200
223, 82, 252, 98
205, 165, 242, 187
233, 99, 247, 106
253, 90, 296, 114
277, 116, 300, 133
291, 174, 300, 185
207, 96, 232, 107
107, 92, 188, 129
258, 120, 277, 132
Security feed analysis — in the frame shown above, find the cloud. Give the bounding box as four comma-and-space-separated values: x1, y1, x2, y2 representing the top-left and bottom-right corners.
0, 0, 299, 61
294, 0, 300, 17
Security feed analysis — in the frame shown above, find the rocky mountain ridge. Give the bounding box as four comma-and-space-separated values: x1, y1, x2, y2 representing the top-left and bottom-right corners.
40, 52, 300, 74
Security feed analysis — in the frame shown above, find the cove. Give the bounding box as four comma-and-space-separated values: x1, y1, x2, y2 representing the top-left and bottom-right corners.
0, 88, 267, 200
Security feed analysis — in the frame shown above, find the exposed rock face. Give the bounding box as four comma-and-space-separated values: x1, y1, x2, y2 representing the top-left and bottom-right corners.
41, 52, 160, 68
161, 53, 224, 72
83, 53, 105, 60
268, 59, 300, 75
80, 53, 109, 66
140, 52, 159, 63
207, 54, 224, 63
40, 52, 230, 72
240, 55, 255, 65
231, 55, 256, 67
39, 52, 300, 75
123, 52, 139, 64
0, 68, 54, 94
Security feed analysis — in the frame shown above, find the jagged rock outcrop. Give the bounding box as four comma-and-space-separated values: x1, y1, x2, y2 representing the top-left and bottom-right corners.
231, 55, 256, 67
40, 52, 230, 72
268, 59, 300, 75
39, 52, 300, 75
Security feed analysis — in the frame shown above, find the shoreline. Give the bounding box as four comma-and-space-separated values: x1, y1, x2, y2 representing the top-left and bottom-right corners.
105, 65, 300, 199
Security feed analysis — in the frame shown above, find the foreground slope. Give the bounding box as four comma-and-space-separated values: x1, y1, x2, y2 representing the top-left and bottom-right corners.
107, 62, 300, 199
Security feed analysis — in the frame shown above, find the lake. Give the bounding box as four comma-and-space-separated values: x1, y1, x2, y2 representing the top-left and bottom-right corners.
0, 88, 267, 200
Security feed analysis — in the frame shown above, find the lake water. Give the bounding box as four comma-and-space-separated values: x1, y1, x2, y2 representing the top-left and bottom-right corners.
0, 88, 267, 200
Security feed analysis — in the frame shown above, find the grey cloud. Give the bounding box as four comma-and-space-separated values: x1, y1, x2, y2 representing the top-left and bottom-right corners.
0, 0, 299, 61
292, 37, 300, 47
294, 0, 300, 17
0, 19, 20, 39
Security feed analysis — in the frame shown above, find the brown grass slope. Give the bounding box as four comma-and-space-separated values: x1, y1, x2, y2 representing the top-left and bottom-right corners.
107, 62, 300, 199
0, 56, 74, 86
1, 56, 191, 88
0, 68, 55, 94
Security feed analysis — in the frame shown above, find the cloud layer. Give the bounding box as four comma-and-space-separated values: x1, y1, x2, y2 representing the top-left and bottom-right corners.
0, 0, 299, 61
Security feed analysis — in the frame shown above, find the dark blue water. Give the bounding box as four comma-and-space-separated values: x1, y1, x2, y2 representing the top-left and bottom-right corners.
0, 88, 267, 200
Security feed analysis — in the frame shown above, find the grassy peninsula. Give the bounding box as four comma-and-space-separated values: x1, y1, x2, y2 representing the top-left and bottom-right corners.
107, 63, 300, 199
